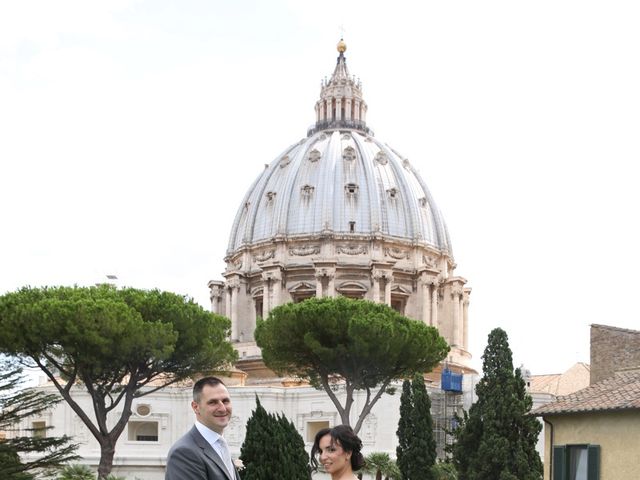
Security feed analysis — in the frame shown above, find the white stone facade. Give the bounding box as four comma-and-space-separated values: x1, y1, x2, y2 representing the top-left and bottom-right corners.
16, 377, 475, 480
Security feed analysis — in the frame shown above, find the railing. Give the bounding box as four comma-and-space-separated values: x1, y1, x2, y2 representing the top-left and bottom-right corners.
307, 119, 373, 136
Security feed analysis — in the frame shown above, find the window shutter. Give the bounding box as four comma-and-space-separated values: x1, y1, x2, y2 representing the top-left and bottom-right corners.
553, 445, 567, 480
587, 445, 600, 480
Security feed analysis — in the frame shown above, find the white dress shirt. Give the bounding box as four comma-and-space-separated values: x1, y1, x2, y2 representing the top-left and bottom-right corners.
194, 421, 235, 476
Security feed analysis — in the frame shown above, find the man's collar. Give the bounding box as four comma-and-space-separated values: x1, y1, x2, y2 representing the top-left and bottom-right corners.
194, 419, 223, 445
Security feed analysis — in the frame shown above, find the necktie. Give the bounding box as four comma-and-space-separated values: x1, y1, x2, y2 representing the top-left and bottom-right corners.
217, 436, 235, 478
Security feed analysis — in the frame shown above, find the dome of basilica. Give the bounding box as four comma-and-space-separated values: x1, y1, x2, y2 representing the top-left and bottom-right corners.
210, 40, 472, 371
227, 45, 452, 258
227, 129, 452, 256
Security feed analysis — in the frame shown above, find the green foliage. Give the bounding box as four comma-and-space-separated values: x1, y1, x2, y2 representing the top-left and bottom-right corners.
255, 297, 449, 432
364, 452, 401, 480
0, 449, 33, 480
0, 357, 78, 480
0, 285, 237, 479
56, 464, 95, 480
396, 380, 413, 478
432, 461, 458, 480
396, 374, 437, 480
451, 328, 542, 480
240, 397, 309, 479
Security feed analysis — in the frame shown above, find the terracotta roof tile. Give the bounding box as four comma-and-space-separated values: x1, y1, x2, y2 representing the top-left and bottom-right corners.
533, 369, 640, 416
529, 362, 590, 396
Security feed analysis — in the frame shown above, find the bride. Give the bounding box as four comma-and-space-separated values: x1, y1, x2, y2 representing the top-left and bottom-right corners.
310, 425, 365, 480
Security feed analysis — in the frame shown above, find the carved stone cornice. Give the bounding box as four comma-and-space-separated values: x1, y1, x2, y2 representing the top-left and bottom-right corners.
419, 275, 439, 287
336, 244, 367, 255
228, 258, 243, 270
371, 269, 385, 280
261, 270, 282, 283
289, 245, 320, 256
209, 285, 224, 299
371, 268, 393, 282
253, 249, 275, 262
385, 247, 409, 260
314, 268, 336, 279
422, 255, 438, 269
451, 286, 464, 297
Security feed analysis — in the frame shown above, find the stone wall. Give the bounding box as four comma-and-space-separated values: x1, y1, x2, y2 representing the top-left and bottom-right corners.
590, 324, 640, 385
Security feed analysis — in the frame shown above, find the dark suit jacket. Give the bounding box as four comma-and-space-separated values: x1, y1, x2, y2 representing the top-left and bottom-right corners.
165, 426, 240, 480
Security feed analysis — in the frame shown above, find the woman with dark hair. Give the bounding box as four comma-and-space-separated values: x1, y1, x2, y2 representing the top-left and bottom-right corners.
310, 424, 365, 479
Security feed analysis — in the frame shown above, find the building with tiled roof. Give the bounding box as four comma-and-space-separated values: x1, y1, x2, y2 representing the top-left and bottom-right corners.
529, 362, 590, 397
533, 325, 640, 480
534, 368, 640, 416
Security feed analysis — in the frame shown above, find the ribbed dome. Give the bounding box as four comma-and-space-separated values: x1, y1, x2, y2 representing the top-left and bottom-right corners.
227, 129, 452, 256
227, 43, 452, 258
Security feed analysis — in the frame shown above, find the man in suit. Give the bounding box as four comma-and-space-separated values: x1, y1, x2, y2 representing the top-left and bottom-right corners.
166, 377, 240, 480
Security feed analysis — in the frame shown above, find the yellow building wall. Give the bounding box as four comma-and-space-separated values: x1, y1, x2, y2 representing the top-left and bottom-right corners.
542, 410, 640, 480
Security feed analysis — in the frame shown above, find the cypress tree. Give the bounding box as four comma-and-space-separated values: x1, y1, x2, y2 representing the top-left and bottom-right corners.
452, 328, 542, 480
410, 374, 437, 479
277, 414, 309, 478
396, 374, 437, 480
395, 379, 412, 478
240, 396, 309, 479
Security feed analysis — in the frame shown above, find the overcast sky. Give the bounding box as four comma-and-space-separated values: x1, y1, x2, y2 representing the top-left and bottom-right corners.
2, 1, 639, 376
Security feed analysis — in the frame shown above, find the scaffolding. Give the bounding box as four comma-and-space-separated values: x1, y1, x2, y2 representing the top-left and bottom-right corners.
431, 369, 464, 459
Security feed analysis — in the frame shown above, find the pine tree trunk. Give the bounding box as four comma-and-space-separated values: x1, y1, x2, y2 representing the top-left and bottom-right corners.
97, 440, 116, 479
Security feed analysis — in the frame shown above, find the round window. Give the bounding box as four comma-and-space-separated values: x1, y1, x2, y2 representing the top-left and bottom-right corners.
136, 404, 151, 417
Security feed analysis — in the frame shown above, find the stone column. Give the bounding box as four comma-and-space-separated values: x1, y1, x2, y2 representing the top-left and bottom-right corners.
345, 98, 352, 120
228, 279, 241, 341
327, 271, 336, 297
458, 295, 464, 346
336, 98, 342, 121
261, 272, 271, 317
272, 272, 282, 308
463, 296, 470, 351
208, 281, 224, 315
225, 285, 232, 324
384, 275, 392, 306
431, 286, 439, 329
354, 100, 361, 121
371, 270, 382, 303
372, 277, 380, 303
420, 279, 431, 324
451, 287, 462, 347
314, 270, 324, 298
